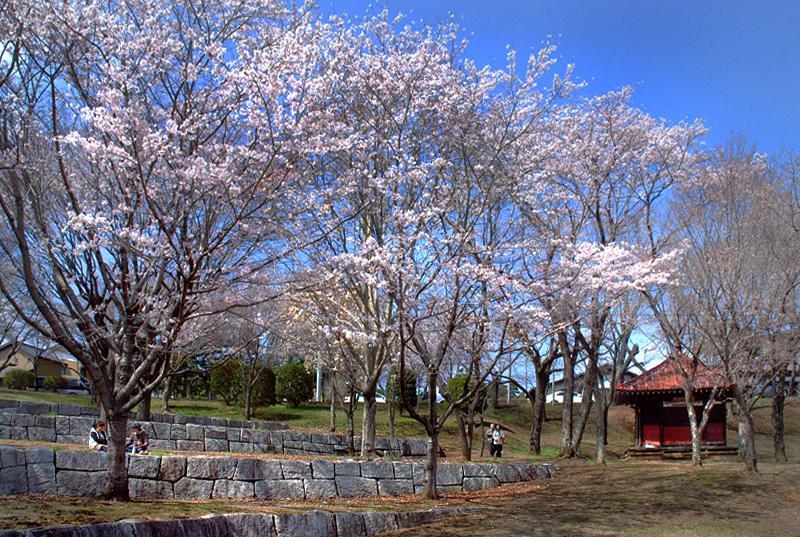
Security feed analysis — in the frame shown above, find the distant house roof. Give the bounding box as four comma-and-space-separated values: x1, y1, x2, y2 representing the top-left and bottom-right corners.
0, 341, 78, 366
615, 354, 730, 404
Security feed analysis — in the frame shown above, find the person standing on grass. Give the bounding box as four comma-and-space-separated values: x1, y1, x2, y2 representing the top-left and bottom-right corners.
487, 423, 497, 457
492, 424, 506, 458
89, 420, 107, 452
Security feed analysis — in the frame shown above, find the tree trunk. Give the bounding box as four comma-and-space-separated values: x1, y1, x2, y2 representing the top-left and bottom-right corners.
360, 389, 377, 458
244, 383, 253, 421
388, 404, 396, 440
104, 413, 130, 500
559, 334, 575, 456
734, 391, 758, 473
685, 396, 703, 466
595, 390, 607, 465
137, 391, 152, 421
772, 369, 787, 463
160, 376, 172, 413
490, 381, 499, 410
346, 409, 355, 456
530, 369, 548, 454
569, 354, 598, 457
457, 413, 472, 461
422, 431, 440, 499
329, 393, 337, 433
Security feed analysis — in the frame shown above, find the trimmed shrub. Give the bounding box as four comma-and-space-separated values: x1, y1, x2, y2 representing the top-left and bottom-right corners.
3, 369, 36, 390
209, 360, 243, 405
387, 366, 418, 408
445, 375, 487, 412
43, 375, 69, 392
250, 367, 277, 406
276, 362, 315, 407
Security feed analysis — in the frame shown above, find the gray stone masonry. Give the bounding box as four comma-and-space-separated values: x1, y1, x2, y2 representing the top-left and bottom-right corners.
0, 507, 480, 537
0, 446, 555, 501
0, 409, 427, 457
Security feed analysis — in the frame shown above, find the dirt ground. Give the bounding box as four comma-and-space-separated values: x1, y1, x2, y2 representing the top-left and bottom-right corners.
393, 460, 800, 537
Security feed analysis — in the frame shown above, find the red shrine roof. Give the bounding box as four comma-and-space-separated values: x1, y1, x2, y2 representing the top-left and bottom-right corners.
616, 354, 729, 402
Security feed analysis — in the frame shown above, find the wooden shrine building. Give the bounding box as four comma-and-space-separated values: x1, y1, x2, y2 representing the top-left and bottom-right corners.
615, 355, 735, 456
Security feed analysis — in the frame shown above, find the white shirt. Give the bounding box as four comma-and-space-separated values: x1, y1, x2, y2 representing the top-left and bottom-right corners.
492, 429, 506, 445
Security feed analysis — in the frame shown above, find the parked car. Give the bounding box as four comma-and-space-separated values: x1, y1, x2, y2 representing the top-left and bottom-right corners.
545, 390, 583, 404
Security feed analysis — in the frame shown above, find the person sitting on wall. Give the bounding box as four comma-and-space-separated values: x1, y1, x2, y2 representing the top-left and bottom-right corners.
88, 420, 108, 452
126, 424, 149, 454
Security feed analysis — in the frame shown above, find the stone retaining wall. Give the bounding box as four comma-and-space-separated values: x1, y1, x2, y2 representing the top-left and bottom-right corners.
0, 412, 428, 457
0, 507, 476, 537
0, 446, 555, 500
0, 398, 285, 430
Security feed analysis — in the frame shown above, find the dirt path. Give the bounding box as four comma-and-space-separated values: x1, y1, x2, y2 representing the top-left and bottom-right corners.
394, 460, 800, 537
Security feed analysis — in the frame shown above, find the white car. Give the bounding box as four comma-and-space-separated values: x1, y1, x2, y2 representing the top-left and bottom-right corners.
545, 390, 583, 404
343, 394, 387, 404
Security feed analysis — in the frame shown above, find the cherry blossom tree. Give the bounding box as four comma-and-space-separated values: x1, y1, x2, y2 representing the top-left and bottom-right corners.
0, 0, 329, 498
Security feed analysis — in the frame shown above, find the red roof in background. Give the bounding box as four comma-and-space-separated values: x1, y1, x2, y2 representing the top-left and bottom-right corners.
617, 354, 729, 393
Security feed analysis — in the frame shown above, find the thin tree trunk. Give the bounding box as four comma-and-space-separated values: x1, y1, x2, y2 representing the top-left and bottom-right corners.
105, 412, 130, 500
244, 383, 253, 421
457, 413, 471, 461
530, 368, 548, 454
160, 376, 172, 413
685, 395, 703, 466
595, 390, 607, 464
423, 431, 440, 499
569, 354, 598, 457
388, 404, 396, 439
360, 389, 377, 458
772, 369, 787, 462
329, 385, 337, 433
137, 391, 152, 421
734, 390, 758, 473
559, 333, 575, 455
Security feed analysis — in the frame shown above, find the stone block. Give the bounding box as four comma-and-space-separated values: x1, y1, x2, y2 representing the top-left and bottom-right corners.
148, 422, 171, 440
0, 425, 10, 439
57, 404, 82, 416
377, 478, 413, 496
27, 463, 56, 494
180, 514, 229, 537
311, 460, 334, 479
283, 440, 303, 450
56, 470, 104, 497
411, 462, 426, 485
55, 416, 71, 435
241, 429, 271, 444
205, 438, 229, 452
10, 427, 26, 440
234, 459, 282, 481
26, 446, 54, 464
229, 441, 254, 453
334, 461, 361, 476
186, 456, 237, 480
173, 414, 189, 425
303, 478, 337, 499
437, 464, 464, 487
226, 428, 241, 442
170, 424, 187, 440
176, 440, 205, 452
225, 513, 276, 537
0, 466, 27, 495
129, 478, 173, 499
212, 479, 254, 499
253, 443, 274, 454
158, 456, 186, 482
334, 512, 368, 537
34, 415, 55, 428
148, 439, 176, 451
396, 510, 437, 529
254, 479, 304, 500
186, 424, 205, 441
463, 477, 499, 491
0, 414, 9, 425
463, 463, 495, 478
10, 414, 34, 427
280, 460, 311, 479
362, 512, 399, 535
360, 461, 393, 479
393, 462, 413, 480
334, 476, 377, 498
128, 455, 161, 479
56, 434, 85, 445
69, 416, 95, 433
174, 477, 214, 499
205, 426, 227, 439
274, 511, 335, 537
492, 464, 521, 483
56, 450, 107, 471
18, 402, 50, 414
0, 399, 20, 410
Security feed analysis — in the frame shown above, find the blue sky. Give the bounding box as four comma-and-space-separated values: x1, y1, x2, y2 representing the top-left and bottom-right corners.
321, 0, 799, 154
